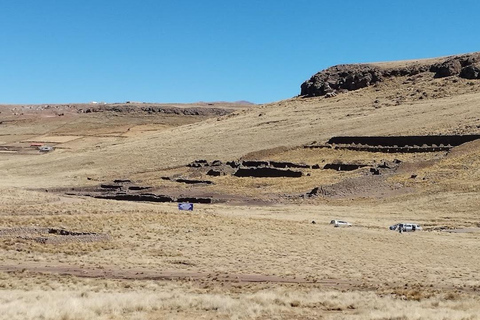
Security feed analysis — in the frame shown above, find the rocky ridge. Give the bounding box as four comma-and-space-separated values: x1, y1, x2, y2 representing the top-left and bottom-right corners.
301, 52, 480, 97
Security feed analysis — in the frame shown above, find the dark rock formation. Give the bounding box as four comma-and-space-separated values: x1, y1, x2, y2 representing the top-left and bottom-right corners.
323, 163, 368, 171
431, 53, 480, 78
301, 64, 384, 97
80, 104, 234, 116
207, 169, 224, 176
128, 186, 151, 191
269, 161, 311, 169
226, 161, 240, 168
305, 135, 480, 153
95, 193, 175, 203
234, 168, 303, 178
177, 197, 213, 204
187, 160, 209, 167
460, 64, 480, 79
327, 135, 480, 147
100, 184, 123, 190
48, 228, 97, 236
335, 145, 451, 153
211, 160, 222, 166
301, 52, 480, 96
431, 59, 462, 78
113, 179, 132, 184
175, 179, 214, 185
241, 160, 270, 167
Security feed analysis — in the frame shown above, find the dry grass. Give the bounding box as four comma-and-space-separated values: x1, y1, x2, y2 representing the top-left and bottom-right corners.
1, 274, 480, 320
1, 188, 480, 287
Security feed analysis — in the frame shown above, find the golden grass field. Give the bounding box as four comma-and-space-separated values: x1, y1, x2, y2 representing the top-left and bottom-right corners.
1, 55, 480, 319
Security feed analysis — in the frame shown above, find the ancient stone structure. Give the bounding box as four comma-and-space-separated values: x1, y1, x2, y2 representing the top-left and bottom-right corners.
305, 135, 480, 153
234, 167, 303, 178
323, 163, 368, 171
175, 178, 214, 185
327, 135, 480, 148
95, 193, 175, 203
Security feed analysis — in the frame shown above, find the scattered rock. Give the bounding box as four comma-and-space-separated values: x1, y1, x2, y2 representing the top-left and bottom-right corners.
187, 160, 209, 167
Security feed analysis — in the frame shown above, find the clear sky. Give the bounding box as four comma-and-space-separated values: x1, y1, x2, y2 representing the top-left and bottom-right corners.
1, 0, 479, 104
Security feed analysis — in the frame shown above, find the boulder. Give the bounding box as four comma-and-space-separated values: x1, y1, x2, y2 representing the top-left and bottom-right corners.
431, 59, 462, 78
207, 169, 224, 176
460, 64, 480, 79
211, 160, 222, 166
226, 161, 240, 168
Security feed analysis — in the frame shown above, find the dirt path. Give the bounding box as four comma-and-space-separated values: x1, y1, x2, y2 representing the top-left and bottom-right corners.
0, 263, 354, 287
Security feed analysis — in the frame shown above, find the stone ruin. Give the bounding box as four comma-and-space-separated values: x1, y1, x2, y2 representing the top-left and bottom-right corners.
186, 159, 311, 178
234, 167, 303, 178
88, 180, 214, 204
305, 135, 480, 153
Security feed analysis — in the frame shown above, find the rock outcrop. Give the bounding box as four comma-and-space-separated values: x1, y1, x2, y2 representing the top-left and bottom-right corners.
301, 64, 384, 97
301, 52, 480, 97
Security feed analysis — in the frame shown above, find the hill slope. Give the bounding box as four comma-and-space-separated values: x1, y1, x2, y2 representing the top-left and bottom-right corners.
1, 53, 480, 191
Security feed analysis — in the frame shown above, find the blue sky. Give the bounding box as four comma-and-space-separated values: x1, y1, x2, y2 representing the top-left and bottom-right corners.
1, 1, 479, 104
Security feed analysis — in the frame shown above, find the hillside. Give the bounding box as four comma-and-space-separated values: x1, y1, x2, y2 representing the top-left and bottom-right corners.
1, 53, 480, 193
